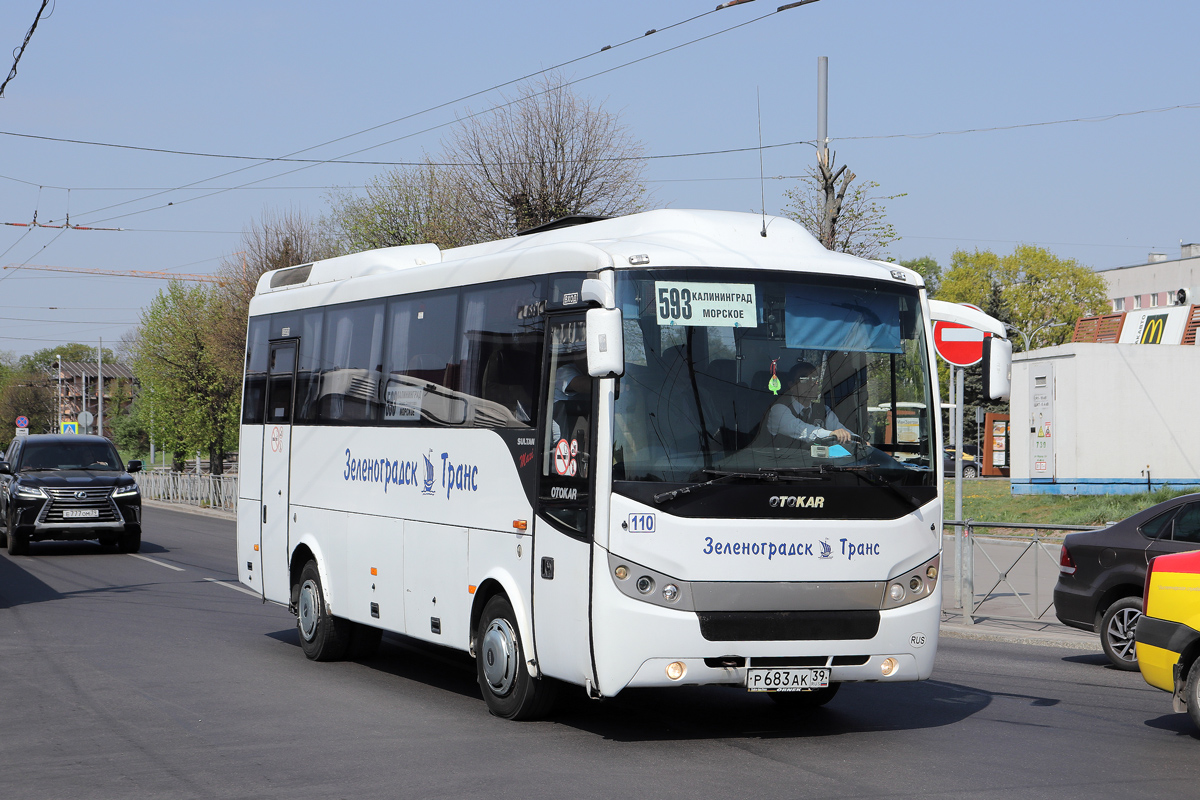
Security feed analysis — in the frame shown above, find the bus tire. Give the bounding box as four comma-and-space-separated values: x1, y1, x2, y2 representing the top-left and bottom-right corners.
347, 622, 383, 660
476, 595, 556, 720
296, 560, 351, 662
769, 682, 840, 709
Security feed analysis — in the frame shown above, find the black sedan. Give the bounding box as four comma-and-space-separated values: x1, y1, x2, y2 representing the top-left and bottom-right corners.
1054, 493, 1200, 669
0, 434, 142, 555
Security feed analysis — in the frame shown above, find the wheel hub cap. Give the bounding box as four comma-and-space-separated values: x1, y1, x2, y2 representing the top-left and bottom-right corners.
481, 619, 518, 696
298, 579, 319, 641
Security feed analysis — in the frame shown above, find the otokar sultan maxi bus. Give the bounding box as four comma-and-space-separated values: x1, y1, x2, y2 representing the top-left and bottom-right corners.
236, 209, 1011, 719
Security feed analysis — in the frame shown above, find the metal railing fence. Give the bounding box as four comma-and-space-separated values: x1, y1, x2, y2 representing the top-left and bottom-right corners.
135, 471, 238, 513
945, 519, 1103, 626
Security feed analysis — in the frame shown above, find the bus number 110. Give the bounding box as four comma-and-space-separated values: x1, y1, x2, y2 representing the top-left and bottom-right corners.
627, 513, 656, 533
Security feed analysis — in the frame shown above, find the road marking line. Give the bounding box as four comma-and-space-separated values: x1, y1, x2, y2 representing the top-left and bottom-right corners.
127, 554, 185, 572
204, 577, 261, 598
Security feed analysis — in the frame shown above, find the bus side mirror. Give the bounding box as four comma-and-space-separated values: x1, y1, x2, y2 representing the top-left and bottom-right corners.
585, 308, 624, 378
982, 336, 1012, 401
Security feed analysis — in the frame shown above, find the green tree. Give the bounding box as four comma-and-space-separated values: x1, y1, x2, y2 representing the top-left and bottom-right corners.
0, 368, 55, 435
19, 343, 116, 373
898, 256, 942, 297
130, 282, 240, 474
939, 244, 1108, 352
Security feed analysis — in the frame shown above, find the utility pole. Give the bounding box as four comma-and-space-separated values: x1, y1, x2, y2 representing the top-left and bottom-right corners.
97, 338, 104, 437
815, 56, 853, 251
55, 352, 61, 433
817, 56, 829, 160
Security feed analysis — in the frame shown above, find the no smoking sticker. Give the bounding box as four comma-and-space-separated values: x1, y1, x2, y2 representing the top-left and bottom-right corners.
554, 439, 572, 475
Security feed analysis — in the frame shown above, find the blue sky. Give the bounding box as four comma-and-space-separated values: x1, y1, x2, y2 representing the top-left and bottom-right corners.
1, 0, 1196, 358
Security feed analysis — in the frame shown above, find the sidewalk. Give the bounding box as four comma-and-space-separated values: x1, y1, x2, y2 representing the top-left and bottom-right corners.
939, 607, 1101, 650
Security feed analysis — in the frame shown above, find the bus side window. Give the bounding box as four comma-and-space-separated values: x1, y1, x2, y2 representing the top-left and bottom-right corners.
294, 308, 324, 424
242, 317, 270, 425
383, 291, 462, 426
317, 300, 385, 423
458, 278, 545, 429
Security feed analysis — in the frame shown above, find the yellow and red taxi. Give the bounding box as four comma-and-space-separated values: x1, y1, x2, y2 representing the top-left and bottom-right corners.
1135, 549, 1200, 729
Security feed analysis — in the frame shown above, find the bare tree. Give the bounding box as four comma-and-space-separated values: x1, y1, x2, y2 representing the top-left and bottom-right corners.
783, 150, 902, 260
442, 72, 649, 239
325, 159, 476, 252
210, 208, 336, 381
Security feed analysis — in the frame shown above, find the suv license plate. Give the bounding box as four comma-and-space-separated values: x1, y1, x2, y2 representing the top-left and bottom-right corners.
747, 667, 830, 692
63, 509, 100, 519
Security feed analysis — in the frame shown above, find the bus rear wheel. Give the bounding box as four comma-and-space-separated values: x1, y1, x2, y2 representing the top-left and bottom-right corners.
296, 560, 351, 661
768, 682, 840, 709
475, 595, 556, 720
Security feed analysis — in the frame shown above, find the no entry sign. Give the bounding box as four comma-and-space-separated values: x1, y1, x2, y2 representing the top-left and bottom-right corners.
933, 320, 985, 367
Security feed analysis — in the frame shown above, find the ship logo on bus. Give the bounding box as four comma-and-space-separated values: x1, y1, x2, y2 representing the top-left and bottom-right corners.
819, 539, 832, 559
421, 451, 437, 495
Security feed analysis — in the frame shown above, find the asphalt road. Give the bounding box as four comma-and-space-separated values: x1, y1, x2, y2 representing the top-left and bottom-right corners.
1, 506, 1196, 800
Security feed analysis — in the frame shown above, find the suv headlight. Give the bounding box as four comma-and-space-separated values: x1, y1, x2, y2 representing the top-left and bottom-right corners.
14, 484, 47, 499
112, 484, 140, 498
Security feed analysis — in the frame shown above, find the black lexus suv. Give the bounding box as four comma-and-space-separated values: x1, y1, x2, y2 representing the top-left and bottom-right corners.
0, 434, 142, 555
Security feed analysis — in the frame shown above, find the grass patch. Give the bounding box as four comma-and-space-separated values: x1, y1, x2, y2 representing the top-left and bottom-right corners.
945, 479, 1198, 533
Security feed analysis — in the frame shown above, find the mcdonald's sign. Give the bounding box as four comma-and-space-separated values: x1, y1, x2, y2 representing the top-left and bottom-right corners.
1139, 313, 1168, 344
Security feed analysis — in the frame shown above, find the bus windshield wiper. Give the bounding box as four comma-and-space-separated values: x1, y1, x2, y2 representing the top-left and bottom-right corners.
653, 468, 818, 504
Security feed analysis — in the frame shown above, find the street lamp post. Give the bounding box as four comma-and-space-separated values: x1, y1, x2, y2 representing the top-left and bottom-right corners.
1004, 321, 1067, 351
55, 352, 61, 434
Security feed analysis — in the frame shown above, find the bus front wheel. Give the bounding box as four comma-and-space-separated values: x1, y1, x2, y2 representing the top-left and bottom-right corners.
475, 595, 556, 720
296, 560, 351, 661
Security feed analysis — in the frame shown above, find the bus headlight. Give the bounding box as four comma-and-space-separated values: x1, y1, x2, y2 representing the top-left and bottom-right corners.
662, 583, 679, 603
636, 576, 655, 595
665, 661, 687, 680
881, 657, 899, 677
882, 554, 940, 610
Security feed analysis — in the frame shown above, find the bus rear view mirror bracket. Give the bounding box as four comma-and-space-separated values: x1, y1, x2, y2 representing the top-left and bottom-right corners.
586, 307, 624, 378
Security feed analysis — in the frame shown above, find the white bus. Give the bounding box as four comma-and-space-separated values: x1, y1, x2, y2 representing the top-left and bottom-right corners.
236, 209, 1009, 719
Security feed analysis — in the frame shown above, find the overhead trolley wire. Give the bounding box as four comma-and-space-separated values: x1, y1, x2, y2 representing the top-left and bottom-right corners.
74, 1, 817, 225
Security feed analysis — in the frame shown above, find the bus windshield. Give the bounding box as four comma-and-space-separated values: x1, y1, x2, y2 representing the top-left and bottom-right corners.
613, 268, 936, 489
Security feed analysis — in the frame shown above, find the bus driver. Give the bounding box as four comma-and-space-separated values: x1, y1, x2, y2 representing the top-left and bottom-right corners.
765, 360, 854, 446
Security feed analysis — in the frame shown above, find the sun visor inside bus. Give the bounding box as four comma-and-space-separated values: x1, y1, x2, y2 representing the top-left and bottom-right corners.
784, 288, 903, 353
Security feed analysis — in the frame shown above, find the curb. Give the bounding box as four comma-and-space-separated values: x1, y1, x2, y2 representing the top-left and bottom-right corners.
142, 498, 236, 521
939, 622, 1101, 650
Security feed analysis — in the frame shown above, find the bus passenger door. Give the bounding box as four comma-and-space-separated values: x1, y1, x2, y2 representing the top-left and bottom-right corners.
260, 340, 297, 604
532, 316, 597, 687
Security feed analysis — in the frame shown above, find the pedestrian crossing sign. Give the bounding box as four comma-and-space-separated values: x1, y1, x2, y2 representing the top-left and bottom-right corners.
61, 422, 78, 434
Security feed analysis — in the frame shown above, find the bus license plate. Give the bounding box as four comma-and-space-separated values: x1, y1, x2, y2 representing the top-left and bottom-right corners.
747, 667, 830, 692
63, 509, 99, 518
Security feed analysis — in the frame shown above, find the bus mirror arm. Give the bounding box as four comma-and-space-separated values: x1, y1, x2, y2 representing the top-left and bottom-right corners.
586, 307, 625, 378
580, 278, 615, 309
